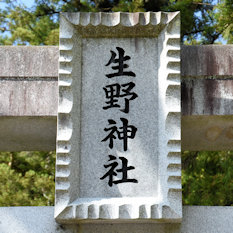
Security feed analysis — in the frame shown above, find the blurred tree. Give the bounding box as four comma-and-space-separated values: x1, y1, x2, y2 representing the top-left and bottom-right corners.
0, 0, 232, 45
182, 151, 233, 205
0, 152, 55, 206
215, 0, 233, 43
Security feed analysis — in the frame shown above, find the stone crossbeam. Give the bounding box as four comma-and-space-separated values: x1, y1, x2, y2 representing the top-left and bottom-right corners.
0, 45, 232, 151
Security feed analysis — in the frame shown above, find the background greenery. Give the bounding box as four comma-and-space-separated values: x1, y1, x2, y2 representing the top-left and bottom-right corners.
0, 152, 55, 206
0, 0, 232, 45
0, 0, 232, 206
182, 151, 233, 205
0, 151, 232, 206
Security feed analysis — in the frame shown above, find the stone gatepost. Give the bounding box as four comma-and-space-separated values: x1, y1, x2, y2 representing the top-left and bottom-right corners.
55, 12, 181, 224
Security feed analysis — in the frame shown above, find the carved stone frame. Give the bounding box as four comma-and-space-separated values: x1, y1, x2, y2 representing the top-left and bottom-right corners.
56, 12, 181, 223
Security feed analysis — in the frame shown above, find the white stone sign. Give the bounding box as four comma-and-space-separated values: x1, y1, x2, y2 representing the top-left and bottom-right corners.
56, 12, 181, 223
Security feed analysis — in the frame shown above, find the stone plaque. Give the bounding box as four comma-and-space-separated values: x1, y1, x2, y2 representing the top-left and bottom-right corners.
56, 12, 181, 223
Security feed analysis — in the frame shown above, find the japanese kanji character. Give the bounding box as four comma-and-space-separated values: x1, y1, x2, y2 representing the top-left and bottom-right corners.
103, 82, 138, 113
100, 155, 138, 187
105, 47, 136, 78
102, 118, 137, 151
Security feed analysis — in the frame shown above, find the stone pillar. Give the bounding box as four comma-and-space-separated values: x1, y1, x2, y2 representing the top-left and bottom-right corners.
55, 12, 181, 224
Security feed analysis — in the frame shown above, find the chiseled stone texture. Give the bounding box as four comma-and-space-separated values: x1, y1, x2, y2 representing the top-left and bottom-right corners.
56, 12, 181, 223
0, 206, 233, 233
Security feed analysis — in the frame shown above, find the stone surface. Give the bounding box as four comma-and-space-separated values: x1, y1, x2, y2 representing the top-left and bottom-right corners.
0, 46, 58, 77
0, 78, 57, 116
0, 77, 57, 151
182, 79, 233, 116
0, 206, 233, 233
0, 117, 56, 151
181, 45, 233, 77
0, 207, 76, 233
0, 45, 233, 151
181, 206, 233, 233
56, 12, 181, 223
182, 115, 233, 150
81, 38, 159, 199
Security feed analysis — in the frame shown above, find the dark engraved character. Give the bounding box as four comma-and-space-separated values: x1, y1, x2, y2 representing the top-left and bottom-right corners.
100, 155, 138, 187
105, 47, 136, 78
103, 82, 138, 113
102, 118, 137, 151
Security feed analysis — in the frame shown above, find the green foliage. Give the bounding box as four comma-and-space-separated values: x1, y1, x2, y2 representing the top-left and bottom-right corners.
112, 0, 145, 12
215, 0, 233, 43
0, 151, 55, 206
163, 0, 219, 44
0, 150, 232, 206
182, 151, 233, 206
0, 0, 232, 45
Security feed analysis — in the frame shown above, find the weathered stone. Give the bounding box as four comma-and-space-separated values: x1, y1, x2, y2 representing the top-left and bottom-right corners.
0, 78, 57, 116
56, 12, 181, 223
0, 45, 233, 151
182, 79, 233, 116
181, 45, 233, 77
0, 46, 59, 77
0, 206, 233, 233
0, 77, 57, 151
